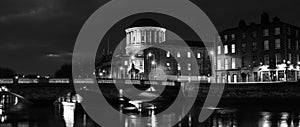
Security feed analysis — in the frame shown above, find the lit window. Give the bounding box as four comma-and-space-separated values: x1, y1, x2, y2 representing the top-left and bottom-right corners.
275, 39, 281, 49
217, 36, 221, 42
217, 59, 222, 70
233, 75, 237, 83
224, 35, 228, 41
225, 58, 229, 70
231, 58, 236, 69
231, 44, 236, 53
141, 30, 146, 42
224, 45, 228, 54
166, 63, 170, 67
217, 46, 222, 55
264, 40, 269, 51
274, 27, 280, 35
166, 51, 170, 58
177, 52, 181, 58
187, 52, 191, 58
197, 53, 201, 58
177, 63, 181, 70
231, 34, 235, 40
263, 29, 269, 36
227, 75, 231, 83
187, 63, 191, 71
124, 61, 128, 65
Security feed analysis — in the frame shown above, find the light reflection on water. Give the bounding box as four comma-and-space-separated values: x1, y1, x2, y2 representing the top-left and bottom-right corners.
1, 92, 300, 127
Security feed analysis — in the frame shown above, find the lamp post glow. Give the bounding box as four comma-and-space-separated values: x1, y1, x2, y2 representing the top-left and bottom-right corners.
151, 61, 156, 65
286, 60, 291, 81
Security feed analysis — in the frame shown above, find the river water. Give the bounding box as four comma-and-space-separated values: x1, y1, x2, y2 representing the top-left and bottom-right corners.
0, 92, 300, 127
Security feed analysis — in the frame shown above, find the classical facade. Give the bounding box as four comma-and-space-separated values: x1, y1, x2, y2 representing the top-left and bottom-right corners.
215, 13, 300, 83
97, 19, 213, 82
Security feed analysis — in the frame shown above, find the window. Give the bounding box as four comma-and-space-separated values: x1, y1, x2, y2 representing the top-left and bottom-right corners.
217, 46, 222, 55
253, 55, 257, 65
227, 75, 231, 83
242, 43, 246, 53
231, 34, 235, 40
297, 41, 299, 51
274, 27, 280, 35
217, 36, 221, 42
197, 53, 201, 58
224, 35, 228, 41
263, 29, 269, 36
264, 55, 270, 65
288, 53, 292, 62
231, 58, 236, 69
233, 75, 237, 83
225, 58, 229, 70
177, 52, 181, 58
287, 27, 291, 35
252, 42, 257, 52
288, 39, 291, 49
242, 57, 245, 67
166, 51, 170, 58
187, 52, 191, 58
275, 39, 281, 49
264, 40, 269, 51
177, 63, 181, 70
224, 45, 228, 54
242, 33, 246, 38
217, 59, 222, 70
141, 30, 146, 42
297, 55, 300, 63
231, 44, 236, 53
252, 32, 257, 38
124, 60, 128, 66
275, 53, 281, 64
296, 30, 299, 37
187, 63, 191, 71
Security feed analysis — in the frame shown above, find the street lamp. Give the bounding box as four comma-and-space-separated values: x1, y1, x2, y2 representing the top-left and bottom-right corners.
286, 60, 291, 81
151, 61, 156, 65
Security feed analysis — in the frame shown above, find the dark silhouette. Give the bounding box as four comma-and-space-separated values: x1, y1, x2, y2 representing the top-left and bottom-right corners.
0, 67, 16, 78
55, 64, 72, 78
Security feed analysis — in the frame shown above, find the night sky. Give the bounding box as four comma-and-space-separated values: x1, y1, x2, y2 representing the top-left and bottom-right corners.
0, 0, 300, 75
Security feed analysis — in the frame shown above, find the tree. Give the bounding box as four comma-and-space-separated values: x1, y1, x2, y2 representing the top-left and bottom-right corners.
54, 64, 72, 78
0, 67, 16, 78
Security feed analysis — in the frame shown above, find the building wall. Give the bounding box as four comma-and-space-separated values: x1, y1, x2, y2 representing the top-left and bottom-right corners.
216, 13, 300, 83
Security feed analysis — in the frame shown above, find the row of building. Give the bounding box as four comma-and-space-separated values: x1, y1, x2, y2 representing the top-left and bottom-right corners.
215, 13, 300, 83
96, 13, 300, 83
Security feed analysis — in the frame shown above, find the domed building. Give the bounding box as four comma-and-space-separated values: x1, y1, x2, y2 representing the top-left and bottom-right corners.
97, 18, 213, 82
123, 19, 166, 79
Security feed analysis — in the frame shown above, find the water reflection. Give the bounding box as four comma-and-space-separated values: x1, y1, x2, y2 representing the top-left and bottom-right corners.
2, 90, 300, 127
56, 93, 300, 127
0, 90, 31, 127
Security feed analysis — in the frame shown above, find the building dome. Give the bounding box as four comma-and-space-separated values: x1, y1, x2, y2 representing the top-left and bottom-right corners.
129, 18, 162, 28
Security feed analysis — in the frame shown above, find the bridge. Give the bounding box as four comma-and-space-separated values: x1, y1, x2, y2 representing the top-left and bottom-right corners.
0, 78, 300, 104
0, 79, 183, 103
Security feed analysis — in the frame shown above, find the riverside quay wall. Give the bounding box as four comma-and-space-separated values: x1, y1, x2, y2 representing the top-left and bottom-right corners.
1, 81, 300, 103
